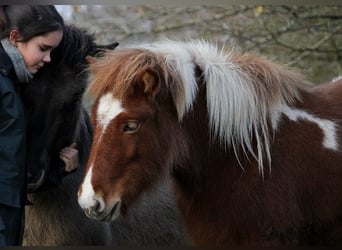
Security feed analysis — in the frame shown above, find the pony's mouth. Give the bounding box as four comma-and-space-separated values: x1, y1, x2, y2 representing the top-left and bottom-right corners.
101, 200, 121, 222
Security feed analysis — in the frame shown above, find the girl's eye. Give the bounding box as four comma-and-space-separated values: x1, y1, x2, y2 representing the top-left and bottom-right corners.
122, 121, 140, 134
40, 45, 52, 52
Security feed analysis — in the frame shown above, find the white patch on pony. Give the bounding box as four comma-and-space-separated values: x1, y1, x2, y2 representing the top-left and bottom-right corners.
78, 165, 105, 213
275, 105, 338, 151
97, 92, 125, 132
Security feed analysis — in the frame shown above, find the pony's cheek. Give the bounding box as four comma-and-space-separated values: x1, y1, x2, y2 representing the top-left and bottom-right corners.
121, 136, 139, 162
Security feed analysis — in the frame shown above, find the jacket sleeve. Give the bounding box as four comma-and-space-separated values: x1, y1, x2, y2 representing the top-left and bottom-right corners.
0, 75, 27, 207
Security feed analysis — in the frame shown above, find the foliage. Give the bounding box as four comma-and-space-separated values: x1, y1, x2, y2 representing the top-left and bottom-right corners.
63, 5, 342, 83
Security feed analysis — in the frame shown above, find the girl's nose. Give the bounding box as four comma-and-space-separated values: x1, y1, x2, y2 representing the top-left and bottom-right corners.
43, 52, 51, 63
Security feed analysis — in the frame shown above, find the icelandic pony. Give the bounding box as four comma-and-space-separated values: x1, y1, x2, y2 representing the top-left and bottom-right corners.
78, 40, 342, 246
22, 27, 187, 246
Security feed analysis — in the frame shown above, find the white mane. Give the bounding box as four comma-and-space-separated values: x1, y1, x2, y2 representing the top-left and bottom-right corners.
131, 40, 304, 176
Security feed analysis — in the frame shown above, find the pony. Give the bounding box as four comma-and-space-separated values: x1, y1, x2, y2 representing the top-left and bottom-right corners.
21, 26, 188, 246
77, 40, 342, 246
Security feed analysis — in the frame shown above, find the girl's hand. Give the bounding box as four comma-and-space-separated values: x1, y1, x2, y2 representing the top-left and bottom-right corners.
59, 142, 79, 172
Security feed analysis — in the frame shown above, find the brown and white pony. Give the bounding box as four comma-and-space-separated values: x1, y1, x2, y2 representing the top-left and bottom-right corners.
77, 40, 342, 246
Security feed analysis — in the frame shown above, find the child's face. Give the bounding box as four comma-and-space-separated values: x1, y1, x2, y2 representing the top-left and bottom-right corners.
16, 30, 63, 74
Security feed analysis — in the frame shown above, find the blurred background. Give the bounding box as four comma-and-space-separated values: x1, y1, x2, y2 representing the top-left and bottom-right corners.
56, 5, 342, 83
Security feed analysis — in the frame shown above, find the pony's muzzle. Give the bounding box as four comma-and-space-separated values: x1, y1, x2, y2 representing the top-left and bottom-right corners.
78, 191, 107, 220
84, 199, 103, 218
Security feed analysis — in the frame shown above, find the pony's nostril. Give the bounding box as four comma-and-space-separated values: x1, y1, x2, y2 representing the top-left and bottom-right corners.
91, 200, 103, 216
93, 200, 101, 212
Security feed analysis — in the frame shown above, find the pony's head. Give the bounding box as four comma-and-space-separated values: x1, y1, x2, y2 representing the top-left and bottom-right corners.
78, 48, 190, 221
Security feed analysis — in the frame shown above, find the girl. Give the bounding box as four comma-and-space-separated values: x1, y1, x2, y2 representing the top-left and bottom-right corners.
0, 5, 78, 245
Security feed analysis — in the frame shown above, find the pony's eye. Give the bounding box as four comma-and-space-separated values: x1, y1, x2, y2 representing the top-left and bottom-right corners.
123, 120, 140, 134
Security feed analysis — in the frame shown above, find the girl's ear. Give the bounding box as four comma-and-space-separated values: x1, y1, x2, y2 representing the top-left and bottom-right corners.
9, 29, 21, 46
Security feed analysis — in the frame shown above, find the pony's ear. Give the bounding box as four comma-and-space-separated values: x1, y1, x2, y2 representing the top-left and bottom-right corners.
141, 71, 160, 100
89, 42, 119, 56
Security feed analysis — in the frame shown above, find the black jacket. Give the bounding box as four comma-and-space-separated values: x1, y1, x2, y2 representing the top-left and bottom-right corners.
0, 45, 27, 208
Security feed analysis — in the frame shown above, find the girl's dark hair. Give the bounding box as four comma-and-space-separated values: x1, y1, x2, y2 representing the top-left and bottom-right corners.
0, 5, 64, 41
